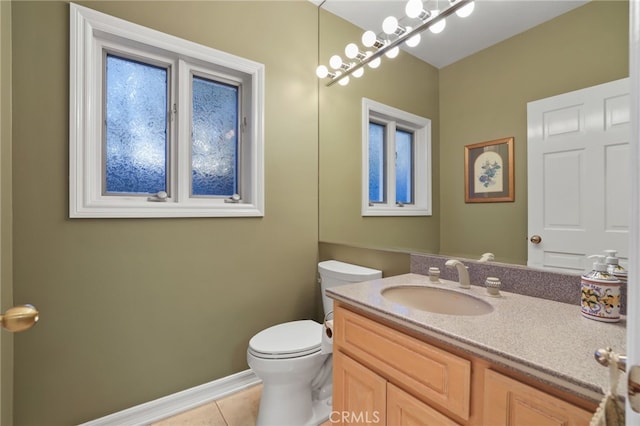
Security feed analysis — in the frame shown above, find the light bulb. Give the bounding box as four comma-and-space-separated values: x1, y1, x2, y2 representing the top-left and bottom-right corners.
329, 55, 343, 70
405, 0, 424, 19
368, 56, 381, 69
315, 65, 329, 79
382, 16, 398, 35
429, 10, 446, 34
406, 31, 421, 48
345, 43, 360, 59
338, 75, 350, 86
385, 46, 400, 59
353, 67, 364, 78
456, 1, 474, 18
362, 30, 377, 48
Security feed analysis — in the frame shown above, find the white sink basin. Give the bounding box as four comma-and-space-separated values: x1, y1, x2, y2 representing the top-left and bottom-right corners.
381, 285, 494, 316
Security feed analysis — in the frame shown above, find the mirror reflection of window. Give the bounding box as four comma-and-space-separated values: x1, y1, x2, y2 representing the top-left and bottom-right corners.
368, 122, 386, 203
367, 122, 414, 205
395, 129, 414, 204
362, 98, 431, 216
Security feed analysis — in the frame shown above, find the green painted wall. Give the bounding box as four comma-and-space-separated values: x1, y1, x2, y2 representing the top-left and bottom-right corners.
318, 9, 441, 253
439, 0, 629, 264
11, 2, 319, 424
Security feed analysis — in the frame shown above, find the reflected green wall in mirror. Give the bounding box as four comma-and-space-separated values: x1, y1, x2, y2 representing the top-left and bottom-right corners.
319, 7, 441, 254
319, 0, 629, 265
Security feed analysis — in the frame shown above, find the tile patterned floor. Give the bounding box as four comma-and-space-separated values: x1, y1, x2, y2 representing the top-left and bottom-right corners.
151, 385, 262, 426
151, 384, 332, 426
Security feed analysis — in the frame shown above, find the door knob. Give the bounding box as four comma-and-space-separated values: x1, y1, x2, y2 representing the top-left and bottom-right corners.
0, 305, 39, 333
530, 235, 542, 244
595, 347, 640, 413
630, 365, 640, 413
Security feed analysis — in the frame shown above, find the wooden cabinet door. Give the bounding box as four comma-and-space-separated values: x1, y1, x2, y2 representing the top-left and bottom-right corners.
334, 306, 471, 420
387, 383, 461, 426
483, 370, 593, 426
333, 350, 386, 425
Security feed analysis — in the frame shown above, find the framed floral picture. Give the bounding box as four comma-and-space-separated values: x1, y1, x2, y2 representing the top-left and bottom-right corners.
464, 137, 514, 203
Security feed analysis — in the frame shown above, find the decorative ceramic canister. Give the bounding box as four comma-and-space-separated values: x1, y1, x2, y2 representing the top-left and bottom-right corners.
580, 255, 621, 323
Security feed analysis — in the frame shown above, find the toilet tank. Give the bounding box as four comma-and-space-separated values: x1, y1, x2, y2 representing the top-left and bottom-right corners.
318, 260, 382, 316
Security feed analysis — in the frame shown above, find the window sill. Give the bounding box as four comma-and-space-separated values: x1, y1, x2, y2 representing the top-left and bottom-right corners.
70, 201, 264, 218
362, 206, 432, 217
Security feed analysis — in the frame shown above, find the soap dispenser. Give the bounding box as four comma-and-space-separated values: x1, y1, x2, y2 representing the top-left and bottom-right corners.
580, 255, 621, 323
604, 249, 627, 284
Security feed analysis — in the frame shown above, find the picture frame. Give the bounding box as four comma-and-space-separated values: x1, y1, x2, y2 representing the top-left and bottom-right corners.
464, 137, 514, 203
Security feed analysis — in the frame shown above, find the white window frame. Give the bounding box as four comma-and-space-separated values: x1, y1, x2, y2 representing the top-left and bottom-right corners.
69, 3, 265, 218
362, 98, 432, 216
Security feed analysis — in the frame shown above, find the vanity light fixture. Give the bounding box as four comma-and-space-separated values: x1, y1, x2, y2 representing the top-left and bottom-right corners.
329, 54, 349, 71
344, 44, 368, 77
405, 27, 421, 48
368, 56, 382, 69
344, 43, 366, 60
361, 30, 385, 49
406, 0, 431, 20
317, 0, 475, 86
454, 0, 475, 18
428, 10, 447, 34
382, 16, 407, 37
385, 46, 401, 59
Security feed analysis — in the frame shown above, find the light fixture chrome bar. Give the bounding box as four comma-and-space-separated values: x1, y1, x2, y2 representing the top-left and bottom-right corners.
326, 0, 473, 87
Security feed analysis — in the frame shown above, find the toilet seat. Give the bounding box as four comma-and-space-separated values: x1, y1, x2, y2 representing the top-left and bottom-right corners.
249, 320, 322, 359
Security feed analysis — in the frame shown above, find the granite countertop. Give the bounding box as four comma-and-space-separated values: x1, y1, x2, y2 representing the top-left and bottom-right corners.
326, 273, 627, 403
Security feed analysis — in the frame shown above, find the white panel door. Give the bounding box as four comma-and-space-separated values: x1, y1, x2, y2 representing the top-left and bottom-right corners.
528, 78, 630, 273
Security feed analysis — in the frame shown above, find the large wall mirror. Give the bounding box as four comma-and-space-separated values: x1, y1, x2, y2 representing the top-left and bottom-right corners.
318, 0, 629, 271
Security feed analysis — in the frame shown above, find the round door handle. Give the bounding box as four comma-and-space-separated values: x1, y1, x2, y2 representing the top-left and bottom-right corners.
0, 305, 39, 333
530, 235, 542, 244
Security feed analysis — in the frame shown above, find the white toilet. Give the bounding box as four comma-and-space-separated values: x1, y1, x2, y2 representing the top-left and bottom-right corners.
247, 260, 382, 426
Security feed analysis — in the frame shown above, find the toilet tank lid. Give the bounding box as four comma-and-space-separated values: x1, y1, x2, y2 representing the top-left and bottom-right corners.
318, 260, 382, 281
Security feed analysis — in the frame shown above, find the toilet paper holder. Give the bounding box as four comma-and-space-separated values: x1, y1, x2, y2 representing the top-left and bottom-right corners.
321, 312, 334, 355
323, 311, 334, 338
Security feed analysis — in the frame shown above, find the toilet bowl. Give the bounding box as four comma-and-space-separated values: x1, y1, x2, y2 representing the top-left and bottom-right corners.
247, 320, 331, 426
247, 261, 382, 426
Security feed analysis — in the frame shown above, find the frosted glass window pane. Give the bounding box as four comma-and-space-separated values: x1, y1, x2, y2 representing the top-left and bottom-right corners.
396, 130, 413, 204
105, 54, 168, 194
192, 76, 239, 197
369, 122, 386, 203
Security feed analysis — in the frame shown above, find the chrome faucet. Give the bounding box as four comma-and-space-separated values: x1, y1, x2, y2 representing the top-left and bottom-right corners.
445, 259, 471, 289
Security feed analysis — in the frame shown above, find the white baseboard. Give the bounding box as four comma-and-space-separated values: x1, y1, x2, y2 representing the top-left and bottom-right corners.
80, 369, 261, 426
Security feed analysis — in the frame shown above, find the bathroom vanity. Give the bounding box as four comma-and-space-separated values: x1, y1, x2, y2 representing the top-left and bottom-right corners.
327, 273, 626, 425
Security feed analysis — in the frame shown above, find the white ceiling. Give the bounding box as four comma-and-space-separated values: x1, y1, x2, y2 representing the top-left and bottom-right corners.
319, 0, 590, 68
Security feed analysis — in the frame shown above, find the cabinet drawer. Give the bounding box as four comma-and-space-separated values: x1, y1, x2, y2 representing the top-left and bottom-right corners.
483, 369, 593, 426
334, 306, 471, 420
